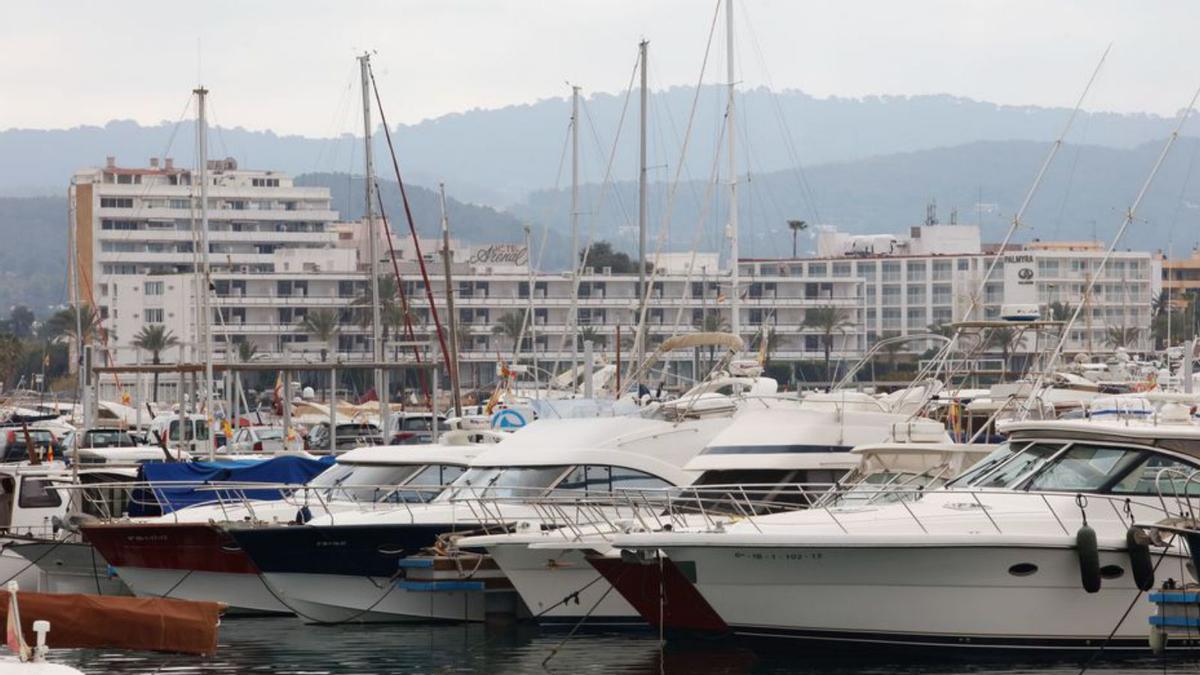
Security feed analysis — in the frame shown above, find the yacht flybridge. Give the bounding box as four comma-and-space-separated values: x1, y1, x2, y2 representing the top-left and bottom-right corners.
611, 397, 1200, 650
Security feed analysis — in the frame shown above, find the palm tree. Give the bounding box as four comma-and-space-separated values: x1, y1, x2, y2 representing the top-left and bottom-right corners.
297, 309, 340, 360
492, 312, 526, 354
787, 219, 807, 258
0, 333, 21, 388
237, 341, 259, 363
131, 325, 180, 402
577, 326, 606, 350
1047, 301, 1074, 322
1104, 326, 1141, 350
985, 327, 1027, 378
803, 305, 854, 384
352, 275, 414, 341
879, 332, 905, 376
44, 304, 102, 343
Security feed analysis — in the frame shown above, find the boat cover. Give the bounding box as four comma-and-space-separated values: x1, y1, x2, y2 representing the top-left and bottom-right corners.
0, 590, 222, 655
129, 455, 335, 516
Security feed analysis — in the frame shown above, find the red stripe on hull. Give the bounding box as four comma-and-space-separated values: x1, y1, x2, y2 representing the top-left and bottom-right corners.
588, 555, 727, 633
82, 523, 258, 574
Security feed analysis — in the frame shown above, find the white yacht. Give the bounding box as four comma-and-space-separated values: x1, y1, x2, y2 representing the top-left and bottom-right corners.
612, 396, 1200, 650
455, 400, 954, 625
81, 437, 489, 613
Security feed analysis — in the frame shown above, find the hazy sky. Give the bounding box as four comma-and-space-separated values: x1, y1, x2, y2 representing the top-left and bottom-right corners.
3, 1, 1197, 136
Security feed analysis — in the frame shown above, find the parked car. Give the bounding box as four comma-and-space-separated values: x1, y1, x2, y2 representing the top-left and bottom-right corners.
226, 426, 287, 454
60, 428, 139, 450
305, 423, 382, 453
0, 426, 59, 463
389, 413, 449, 445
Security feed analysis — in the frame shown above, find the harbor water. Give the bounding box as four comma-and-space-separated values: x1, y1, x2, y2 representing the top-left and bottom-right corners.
44, 618, 1200, 674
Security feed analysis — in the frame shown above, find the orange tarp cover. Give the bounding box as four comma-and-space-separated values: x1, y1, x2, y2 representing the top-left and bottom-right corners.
0, 591, 222, 656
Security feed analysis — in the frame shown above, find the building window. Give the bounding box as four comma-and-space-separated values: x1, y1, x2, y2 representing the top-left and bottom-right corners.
808, 263, 827, 277
100, 197, 134, 208
833, 263, 852, 278
882, 262, 901, 282
907, 261, 927, 282
144, 308, 164, 324
144, 281, 164, 296
857, 262, 876, 281
907, 285, 926, 305
882, 285, 901, 306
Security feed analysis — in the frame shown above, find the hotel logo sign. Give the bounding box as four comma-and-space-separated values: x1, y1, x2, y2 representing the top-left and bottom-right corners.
467, 244, 529, 267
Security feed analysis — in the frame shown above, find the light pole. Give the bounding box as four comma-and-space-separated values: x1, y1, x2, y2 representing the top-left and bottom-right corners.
788, 220, 807, 258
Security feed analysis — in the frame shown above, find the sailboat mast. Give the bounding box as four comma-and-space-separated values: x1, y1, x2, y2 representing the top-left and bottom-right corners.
725, 0, 740, 341
439, 183, 463, 417
570, 85, 580, 390
359, 54, 388, 440
637, 39, 648, 386
194, 86, 215, 460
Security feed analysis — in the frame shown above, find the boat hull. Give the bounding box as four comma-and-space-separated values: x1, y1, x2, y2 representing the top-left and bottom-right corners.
228, 523, 463, 622
663, 543, 1193, 650
80, 522, 286, 613
588, 553, 727, 633
486, 543, 638, 625
7, 541, 130, 596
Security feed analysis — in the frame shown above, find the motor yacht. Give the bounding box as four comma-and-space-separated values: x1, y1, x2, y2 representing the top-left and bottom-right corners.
81, 436, 487, 613
612, 395, 1200, 650
454, 395, 954, 625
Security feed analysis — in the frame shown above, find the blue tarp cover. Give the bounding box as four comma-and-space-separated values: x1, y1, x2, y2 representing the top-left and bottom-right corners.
129, 455, 335, 516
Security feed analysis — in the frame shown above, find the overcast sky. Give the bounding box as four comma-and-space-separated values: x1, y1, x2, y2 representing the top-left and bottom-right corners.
2, 1, 1197, 136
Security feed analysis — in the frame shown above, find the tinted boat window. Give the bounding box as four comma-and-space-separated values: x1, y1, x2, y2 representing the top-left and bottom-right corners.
974, 443, 1063, 489
19, 477, 62, 509
1024, 445, 1142, 492
1110, 453, 1200, 496
946, 443, 1019, 487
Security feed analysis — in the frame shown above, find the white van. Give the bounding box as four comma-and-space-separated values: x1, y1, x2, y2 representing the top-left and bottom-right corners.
147, 414, 211, 457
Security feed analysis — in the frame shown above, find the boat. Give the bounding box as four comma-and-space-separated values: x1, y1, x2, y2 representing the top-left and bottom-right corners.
454, 396, 955, 626
610, 394, 1200, 651
224, 336, 776, 623
80, 437, 488, 614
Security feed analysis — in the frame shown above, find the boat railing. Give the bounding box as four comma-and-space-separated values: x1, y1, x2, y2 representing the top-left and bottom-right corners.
457, 484, 1200, 544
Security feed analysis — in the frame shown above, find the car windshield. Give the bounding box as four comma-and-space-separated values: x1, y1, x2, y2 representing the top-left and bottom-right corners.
307, 464, 424, 502
396, 417, 449, 432
438, 466, 568, 501
85, 430, 133, 448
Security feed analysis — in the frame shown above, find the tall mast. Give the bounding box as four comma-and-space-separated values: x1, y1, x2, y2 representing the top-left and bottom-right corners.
194, 86, 215, 459
720, 0, 739, 341
359, 54, 388, 439
570, 85, 581, 389
725, 0, 740, 340
637, 40, 648, 386
439, 183, 463, 417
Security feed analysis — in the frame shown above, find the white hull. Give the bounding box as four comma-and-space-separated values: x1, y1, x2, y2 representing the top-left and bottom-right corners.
487, 543, 637, 624
0, 547, 43, 591
260, 572, 485, 623
667, 543, 1190, 648
113, 567, 288, 614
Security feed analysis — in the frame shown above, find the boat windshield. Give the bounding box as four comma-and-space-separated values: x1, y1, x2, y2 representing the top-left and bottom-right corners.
970, 443, 1063, 489
1023, 444, 1143, 492
944, 443, 1017, 488
438, 466, 568, 501
307, 463, 424, 502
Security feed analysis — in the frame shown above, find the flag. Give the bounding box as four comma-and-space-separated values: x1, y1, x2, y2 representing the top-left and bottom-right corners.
120, 390, 132, 406
5, 586, 29, 662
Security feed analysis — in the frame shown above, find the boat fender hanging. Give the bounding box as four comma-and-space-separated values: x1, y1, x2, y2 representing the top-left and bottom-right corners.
1126, 526, 1155, 592
1077, 524, 1101, 593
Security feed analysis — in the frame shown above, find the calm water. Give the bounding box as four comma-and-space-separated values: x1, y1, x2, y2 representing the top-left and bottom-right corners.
43, 618, 1200, 674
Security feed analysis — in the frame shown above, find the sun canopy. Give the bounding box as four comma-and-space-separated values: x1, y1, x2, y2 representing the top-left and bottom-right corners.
658, 332, 744, 353
129, 455, 335, 516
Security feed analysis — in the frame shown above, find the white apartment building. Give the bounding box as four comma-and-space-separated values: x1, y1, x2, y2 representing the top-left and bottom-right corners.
70, 159, 1159, 400
740, 223, 1160, 359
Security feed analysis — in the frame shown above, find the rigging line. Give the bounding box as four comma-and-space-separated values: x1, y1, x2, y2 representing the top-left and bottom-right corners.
625, 0, 722, 382
737, 0, 821, 224
1165, 133, 1200, 245
312, 63, 359, 174
371, 177, 428, 401
1024, 81, 1200, 418
1051, 112, 1094, 239
906, 44, 1112, 417
367, 65, 452, 376
580, 97, 636, 240
511, 111, 573, 368
550, 49, 641, 378
669, 113, 728, 337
